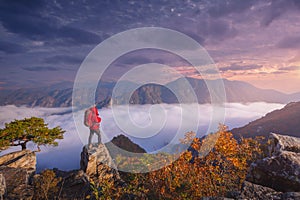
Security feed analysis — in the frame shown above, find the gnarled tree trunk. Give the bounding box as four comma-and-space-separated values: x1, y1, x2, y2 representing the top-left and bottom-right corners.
21, 142, 27, 150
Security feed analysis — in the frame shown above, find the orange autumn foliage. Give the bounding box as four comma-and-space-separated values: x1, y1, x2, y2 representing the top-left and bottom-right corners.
100, 125, 263, 199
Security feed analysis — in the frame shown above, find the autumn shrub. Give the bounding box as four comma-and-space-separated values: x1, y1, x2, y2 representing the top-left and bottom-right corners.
103, 125, 262, 199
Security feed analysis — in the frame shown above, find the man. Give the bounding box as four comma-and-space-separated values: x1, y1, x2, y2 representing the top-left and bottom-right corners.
86, 105, 102, 148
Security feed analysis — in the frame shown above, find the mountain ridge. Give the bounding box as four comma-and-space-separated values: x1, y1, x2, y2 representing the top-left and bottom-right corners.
232, 101, 300, 138
0, 78, 299, 107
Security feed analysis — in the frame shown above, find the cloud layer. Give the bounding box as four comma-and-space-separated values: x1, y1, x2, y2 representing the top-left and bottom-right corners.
0, 102, 284, 172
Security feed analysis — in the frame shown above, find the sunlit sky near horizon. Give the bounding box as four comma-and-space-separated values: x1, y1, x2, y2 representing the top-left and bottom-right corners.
0, 0, 300, 93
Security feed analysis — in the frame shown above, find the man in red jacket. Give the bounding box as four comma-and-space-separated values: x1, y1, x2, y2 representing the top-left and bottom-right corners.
87, 105, 102, 148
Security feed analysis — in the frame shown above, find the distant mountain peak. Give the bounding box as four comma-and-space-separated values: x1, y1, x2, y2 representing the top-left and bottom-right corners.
106, 134, 146, 154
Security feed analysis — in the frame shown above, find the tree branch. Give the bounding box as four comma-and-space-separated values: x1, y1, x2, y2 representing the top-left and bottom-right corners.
34, 145, 41, 152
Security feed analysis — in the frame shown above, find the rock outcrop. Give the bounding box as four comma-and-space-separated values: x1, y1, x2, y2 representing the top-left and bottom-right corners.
246, 133, 300, 192
238, 181, 283, 200
237, 181, 300, 200
80, 144, 122, 185
52, 169, 90, 200
0, 144, 126, 199
0, 150, 36, 171
0, 150, 36, 200
0, 173, 6, 200
268, 133, 300, 153
223, 133, 300, 199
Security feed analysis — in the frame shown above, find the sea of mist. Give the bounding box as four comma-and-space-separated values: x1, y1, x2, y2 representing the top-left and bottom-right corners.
0, 102, 284, 172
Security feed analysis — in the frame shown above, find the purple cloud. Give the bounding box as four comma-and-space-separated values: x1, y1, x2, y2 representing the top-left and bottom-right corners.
221, 64, 263, 72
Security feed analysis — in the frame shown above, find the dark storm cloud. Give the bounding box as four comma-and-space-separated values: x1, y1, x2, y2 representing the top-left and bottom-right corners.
1, 0, 297, 48
0, 0, 101, 46
0, 0, 50, 39
0, 0, 242, 47
260, 0, 289, 27
1, 14, 101, 46
22, 66, 61, 72
0, 40, 27, 54
260, 0, 300, 27
277, 36, 300, 49
44, 55, 84, 65
221, 64, 262, 72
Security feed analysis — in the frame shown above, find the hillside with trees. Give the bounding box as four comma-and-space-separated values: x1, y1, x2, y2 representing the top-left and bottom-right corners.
232, 101, 300, 138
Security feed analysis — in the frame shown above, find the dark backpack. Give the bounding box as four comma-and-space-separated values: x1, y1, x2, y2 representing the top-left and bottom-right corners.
84, 108, 91, 127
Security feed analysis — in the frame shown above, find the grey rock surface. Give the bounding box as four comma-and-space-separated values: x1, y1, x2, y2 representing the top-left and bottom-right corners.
80, 144, 122, 185
247, 133, 300, 192
0, 150, 36, 200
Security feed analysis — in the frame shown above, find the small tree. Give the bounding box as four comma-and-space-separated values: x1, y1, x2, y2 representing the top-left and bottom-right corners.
33, 169, 61, 200
0, 117, 65, 151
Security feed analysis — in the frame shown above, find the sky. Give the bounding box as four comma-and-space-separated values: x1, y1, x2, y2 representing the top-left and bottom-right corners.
0, 102, 285, 171
0, 0, 300, 93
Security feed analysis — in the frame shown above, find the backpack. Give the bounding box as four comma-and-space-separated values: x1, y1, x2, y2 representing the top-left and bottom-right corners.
84, 108, 91, 127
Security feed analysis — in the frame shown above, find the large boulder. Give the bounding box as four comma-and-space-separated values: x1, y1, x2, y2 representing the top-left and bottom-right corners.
80, 144, 122, 185
268, 133, 300, 153
247, 133, 300, 192
0, 150, 36, 199
237, 181, 300, 200
238, 181, 282, 200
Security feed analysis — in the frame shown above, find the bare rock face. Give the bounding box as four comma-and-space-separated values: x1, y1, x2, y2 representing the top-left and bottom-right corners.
238, 181, 282, 200
51, 169, 90, 200
0, 150, 36, 199
247, 133, 300, 192
237, 181, 300, 200
0, 173, 6, 200
268, 133, 300, 153
0, 168, 34, 200
0, 150, 36, 171
80, 144, 122, 185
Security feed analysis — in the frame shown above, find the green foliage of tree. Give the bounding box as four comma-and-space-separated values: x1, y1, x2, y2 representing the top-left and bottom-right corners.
0, 117, 65, 151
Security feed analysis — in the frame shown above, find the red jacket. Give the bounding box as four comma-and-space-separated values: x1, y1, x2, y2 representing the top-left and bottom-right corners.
88, 106, 101, 130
